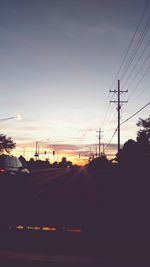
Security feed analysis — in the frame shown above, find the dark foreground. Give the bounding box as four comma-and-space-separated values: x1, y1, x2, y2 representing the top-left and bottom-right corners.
0, 166, 150, 266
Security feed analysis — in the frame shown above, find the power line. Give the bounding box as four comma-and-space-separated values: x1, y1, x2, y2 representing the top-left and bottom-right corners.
129, 80, 150, 107
119, 5, 150, 118
121, 1, 150, 81
105, 102, 150, 151
120, 50, 150, 117
121, 64, 150, 119
101, 0, 150, 154
122, 39, 150, 89
101, 1, 149, 136
127, 64, 150, 100
110, 0, 149, 90
126, 50, 150, 94
102, 97, 115, 127
105, 127, 118, 150
120, 102, 150, 126
101, 94, 111, 126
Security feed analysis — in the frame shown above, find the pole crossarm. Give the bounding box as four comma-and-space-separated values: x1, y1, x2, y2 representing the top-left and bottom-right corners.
110, 90, 128, 93
110, 101, 128, 103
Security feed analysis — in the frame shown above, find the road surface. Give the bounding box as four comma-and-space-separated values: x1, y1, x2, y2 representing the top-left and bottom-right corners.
27, 167, 101, 228
0, 167, 150, 264
1, 166, 149, 238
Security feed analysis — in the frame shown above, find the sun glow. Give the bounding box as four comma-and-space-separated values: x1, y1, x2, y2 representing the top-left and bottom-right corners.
16, 114, 22, 120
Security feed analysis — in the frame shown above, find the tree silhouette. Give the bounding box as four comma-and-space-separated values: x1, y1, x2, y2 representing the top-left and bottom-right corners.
116, 139, 139, 166
87, 155, 111, 173
0, 134, 16, 154
136, 116, 150, 167
137, 116, 150, 142
59, 157, 72, 167
116, 115, 150, 168
137, 116, 150, 154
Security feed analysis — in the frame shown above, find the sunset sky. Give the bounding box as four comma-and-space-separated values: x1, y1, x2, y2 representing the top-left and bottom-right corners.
0, 0, 150, 164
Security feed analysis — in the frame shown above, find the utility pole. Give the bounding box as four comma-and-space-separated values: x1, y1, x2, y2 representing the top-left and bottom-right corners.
96, 128, 103, 157
38, 142, 40, 160
89, 146, 92, 161
35, 141, 39, 161
102, 143, 105, 155
110, 80, 128, 153
95, 145, 98, 158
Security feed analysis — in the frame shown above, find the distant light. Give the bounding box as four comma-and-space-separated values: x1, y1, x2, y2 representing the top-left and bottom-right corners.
14, 225, 82, 233
66, 228, 82, 233
16, 114, 22, 120
16, 225, 24, 230
26, 226, 40, 231
42, 226, 57, 232
15, 225, 57, 232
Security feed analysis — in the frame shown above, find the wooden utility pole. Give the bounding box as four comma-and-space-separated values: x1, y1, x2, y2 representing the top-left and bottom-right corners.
102, 143, 105, 155
110, 80, 128, 153
96, 128, 103, 157
95, 145, 98, 158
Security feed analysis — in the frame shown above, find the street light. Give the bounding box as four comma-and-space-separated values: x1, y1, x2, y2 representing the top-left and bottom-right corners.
0, 114, 22, 122
35, 139, 50, 160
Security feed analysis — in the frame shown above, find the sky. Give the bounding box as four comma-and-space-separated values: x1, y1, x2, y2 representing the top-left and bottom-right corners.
0, 0, 150, 164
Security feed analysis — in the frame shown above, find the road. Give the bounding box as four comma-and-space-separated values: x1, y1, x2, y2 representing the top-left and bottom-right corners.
1, 166, 149, 238
0, 167, 150, 264
27, 167, 101, 228
0, 166, 129, 234
0, 167, 102, 229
